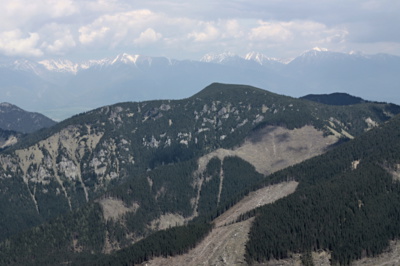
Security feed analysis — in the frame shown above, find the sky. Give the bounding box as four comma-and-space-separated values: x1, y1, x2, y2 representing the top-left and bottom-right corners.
1, 0, 399, 61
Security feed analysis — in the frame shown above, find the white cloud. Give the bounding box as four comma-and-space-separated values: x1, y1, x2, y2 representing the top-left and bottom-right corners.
83, 0, 125, 13
0, 30, 43, 57
223, 20, 244, 39
78, 9, 161, 48
0, 0, 397, 58
247, 20, 349, 53
134, 28, 162, 46
319, 30, 348, 45
2, 0, 78, 29
73, 9, 359, 58
79, 26, 110, 45
40, 24, 76, 54
46, 0, 79, 18
188, 23, 220, 42
249, 21, 293, 42
0, 0, 80, 57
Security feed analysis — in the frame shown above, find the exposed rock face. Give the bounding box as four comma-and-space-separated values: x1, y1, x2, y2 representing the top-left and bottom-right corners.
0, 83, 398, 257
13, 125, 104, 210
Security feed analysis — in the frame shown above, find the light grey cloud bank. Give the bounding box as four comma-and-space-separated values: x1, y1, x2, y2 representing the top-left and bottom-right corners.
0, 0, 399, 60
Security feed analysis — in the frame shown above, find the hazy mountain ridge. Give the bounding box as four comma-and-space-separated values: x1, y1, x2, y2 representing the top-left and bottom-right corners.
0, 83, 399, 265
0, 102, 56, 133
301, 92, 367, 106
1, 48, 399, 120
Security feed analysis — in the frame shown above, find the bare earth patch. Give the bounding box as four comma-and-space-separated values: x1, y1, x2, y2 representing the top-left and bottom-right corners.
214, 181, 298, 227
353, 240, 400, 266
98, 197, 139, 221
385, 163, 400, 182
252, 239, 400, 266
142, 181, 298, 266
196, 125, 338, 176
234, 126, 338, 175
0, 135, 18, 149
141, 127, 337, 265
146, 219, 253, 266
253, 251, 331, 266
149, 213, 186, 231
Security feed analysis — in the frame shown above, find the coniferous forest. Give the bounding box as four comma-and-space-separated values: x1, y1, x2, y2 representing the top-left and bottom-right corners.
244, 114, 400, 265
0, 84, 400, 265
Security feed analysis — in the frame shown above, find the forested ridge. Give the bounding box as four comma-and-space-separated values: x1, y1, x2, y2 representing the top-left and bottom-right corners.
300, 92, 367, 106
244, 114, 400, 265
0, 155, 263, 265
1, 84, 400, 265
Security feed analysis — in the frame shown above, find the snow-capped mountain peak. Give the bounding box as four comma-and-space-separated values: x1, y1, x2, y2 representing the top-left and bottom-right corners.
296, 47, 333, 60
200, 52, 239, 63
300, 47, 329, 56
245, 52, 269, 65
245, 52, 292, 65
0, 102, 13, 108
80, 58, 111, 69
11, 59, 40, 73
348, 50, 370, 59
111, 53, 141, 65
38, 59, 79, 74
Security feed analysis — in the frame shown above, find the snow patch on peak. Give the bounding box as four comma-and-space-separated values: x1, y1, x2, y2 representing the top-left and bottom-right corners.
348, 50, 368, 58
39, 59, 79, 74
278, 58, 295, 64
11, 59, 43, 74
200, 52, 238, 63
0, 102, 13, 108
111, 53, 141, 65
245, 52, 291, 65
0, 102, 22, 112
245, 52, 269, 64
312, 47, 329, 52
298, 47, 331, 58
80, 59, 111, 69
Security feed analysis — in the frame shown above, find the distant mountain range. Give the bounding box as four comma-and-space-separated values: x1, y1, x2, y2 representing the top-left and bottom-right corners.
1, 48, 399, 120
0, 102, 56, 133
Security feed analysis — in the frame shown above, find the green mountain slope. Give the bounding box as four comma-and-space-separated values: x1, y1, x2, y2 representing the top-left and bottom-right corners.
245, 114, 400, 265
0, 83, 399, 265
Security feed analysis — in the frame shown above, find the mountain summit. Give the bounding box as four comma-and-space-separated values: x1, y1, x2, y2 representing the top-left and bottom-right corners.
0, 83, 399, 265
0, 49, 399, 120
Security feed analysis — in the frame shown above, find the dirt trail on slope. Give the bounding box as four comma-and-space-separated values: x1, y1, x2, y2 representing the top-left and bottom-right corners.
257, 240, 400, 266
352, 240, 400, 266
142, 181, 298, 266
214, 181, 298, 227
